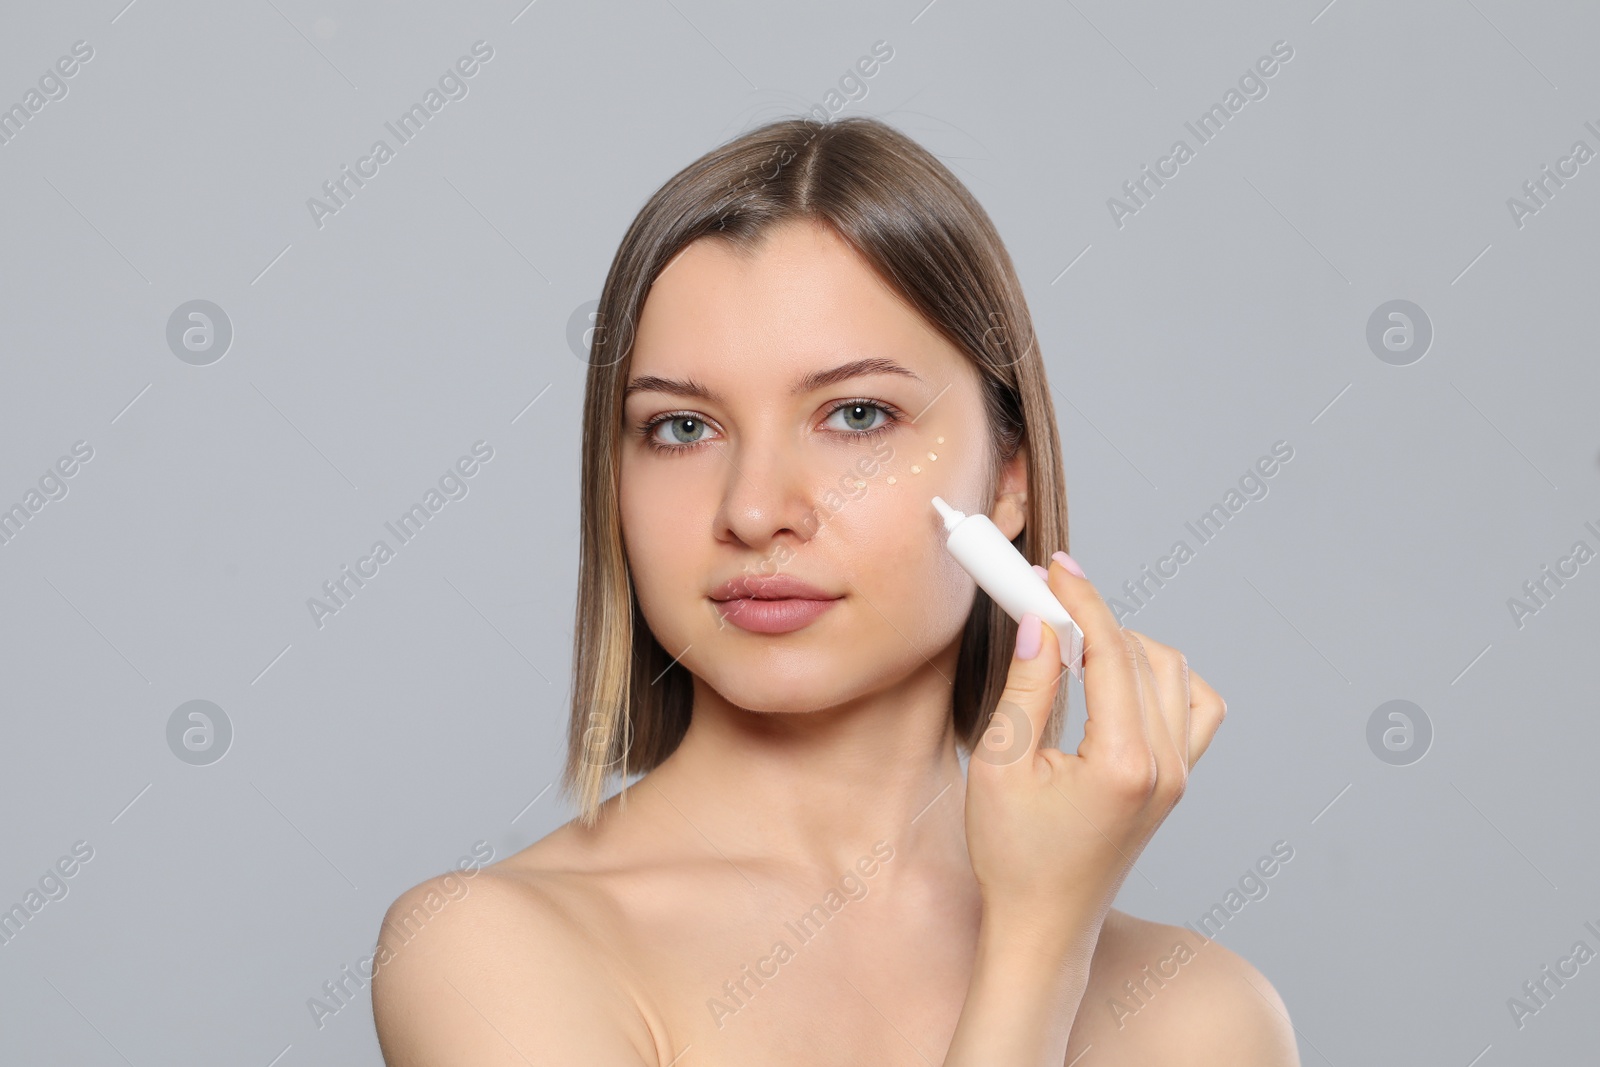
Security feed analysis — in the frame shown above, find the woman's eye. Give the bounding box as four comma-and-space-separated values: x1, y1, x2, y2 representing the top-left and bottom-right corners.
652, 416, 712, 446
826, 402, 890, 433
642, 402, 896, 453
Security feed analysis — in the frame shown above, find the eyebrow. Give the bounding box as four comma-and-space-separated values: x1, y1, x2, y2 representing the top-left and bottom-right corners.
623, 357, 922, 404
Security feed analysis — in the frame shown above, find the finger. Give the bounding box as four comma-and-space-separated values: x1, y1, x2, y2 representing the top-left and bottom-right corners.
981, 611, 1066, 772
1120, 630, 1163, 793
1184, 668, 1227, 766
1125, 630, 1192, 774
1044, 554, 1148, 763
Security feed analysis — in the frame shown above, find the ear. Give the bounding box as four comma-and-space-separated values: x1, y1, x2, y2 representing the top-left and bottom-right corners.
988, 443, 1029, 542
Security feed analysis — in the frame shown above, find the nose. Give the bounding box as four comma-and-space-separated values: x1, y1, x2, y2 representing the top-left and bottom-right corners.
711, 431, 826, 552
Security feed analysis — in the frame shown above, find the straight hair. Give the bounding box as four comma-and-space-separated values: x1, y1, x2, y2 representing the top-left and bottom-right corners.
563, 115, 1071, 828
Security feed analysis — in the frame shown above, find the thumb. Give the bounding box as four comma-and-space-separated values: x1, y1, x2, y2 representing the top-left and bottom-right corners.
974, 612, 1063, 771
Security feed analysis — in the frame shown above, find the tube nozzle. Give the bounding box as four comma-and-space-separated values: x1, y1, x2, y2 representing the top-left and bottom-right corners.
931, 495, 965, 532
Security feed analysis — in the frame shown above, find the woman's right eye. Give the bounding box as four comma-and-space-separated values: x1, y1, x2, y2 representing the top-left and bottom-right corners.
645, 414, 718, 451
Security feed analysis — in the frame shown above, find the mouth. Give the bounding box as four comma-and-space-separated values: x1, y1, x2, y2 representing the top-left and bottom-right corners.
707, 574, 843, 634
712, 595, 841, 635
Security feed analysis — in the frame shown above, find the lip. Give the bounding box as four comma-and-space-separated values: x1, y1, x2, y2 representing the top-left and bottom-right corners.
708, 574, 839, 602
714, 596, 840, 634
708, 573, 843, 635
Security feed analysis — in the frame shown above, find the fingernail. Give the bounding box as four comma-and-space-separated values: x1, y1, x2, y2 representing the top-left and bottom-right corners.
1051, 551, 1086, 578
1031, 564, 1049, 582
1015, 613, 1042, 660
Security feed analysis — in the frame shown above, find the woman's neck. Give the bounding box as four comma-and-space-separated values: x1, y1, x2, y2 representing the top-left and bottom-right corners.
632, 659, 975, 887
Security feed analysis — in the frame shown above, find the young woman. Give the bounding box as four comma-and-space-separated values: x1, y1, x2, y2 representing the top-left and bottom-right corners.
372, 116, 1298, 1066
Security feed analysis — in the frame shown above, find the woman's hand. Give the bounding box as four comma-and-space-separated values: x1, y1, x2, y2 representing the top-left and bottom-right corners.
963, 552, 1227, 945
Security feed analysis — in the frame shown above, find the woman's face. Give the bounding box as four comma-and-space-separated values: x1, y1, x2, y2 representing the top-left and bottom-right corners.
618, 219, 1027, 715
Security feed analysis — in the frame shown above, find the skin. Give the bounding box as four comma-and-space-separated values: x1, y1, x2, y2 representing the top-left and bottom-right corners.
372, 220, 1300, 1066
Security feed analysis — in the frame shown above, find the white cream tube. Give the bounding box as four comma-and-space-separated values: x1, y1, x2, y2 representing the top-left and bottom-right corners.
932, 496, 1085, 680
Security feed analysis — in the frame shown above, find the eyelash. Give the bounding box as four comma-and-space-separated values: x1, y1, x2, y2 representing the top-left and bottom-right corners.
636, 398, 905, 455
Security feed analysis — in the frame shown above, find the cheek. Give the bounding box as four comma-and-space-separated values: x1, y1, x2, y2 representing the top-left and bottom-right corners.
619, 458, 705, 603
825, 471, 976, 641
830, 484, 927, 569
834, 430, 990, 570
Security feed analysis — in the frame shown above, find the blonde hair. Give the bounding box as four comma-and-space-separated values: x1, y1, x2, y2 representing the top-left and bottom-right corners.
562, 115, 1071, 828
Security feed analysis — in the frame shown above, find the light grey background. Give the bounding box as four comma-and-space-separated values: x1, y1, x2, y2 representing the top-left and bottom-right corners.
3, 0, 1597, 1063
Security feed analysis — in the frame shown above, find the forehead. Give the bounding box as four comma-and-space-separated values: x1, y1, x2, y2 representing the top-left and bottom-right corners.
627, 220, 967, 383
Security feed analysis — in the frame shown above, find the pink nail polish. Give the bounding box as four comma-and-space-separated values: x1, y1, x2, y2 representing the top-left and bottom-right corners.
1051, 551, 1086, 578
1032, 564, 1050, 582
1015, 613, 1042, 660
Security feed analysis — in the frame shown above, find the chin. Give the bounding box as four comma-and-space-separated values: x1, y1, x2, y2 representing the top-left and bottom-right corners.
691, 643, 873, 714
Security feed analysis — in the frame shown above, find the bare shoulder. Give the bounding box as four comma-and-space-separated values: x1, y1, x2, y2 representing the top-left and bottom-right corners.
1077, 909, 1301, 1066
372, 862, 659, 1067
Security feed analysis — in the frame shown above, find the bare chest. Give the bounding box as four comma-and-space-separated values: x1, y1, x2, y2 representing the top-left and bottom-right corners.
570, 884, 1138, 1067
566, 876, 972, 1067
623, 896, 977, 1067
518, 850, 1159, 1067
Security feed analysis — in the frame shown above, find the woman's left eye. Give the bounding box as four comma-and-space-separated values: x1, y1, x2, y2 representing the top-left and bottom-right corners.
824, 401, 894, 434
